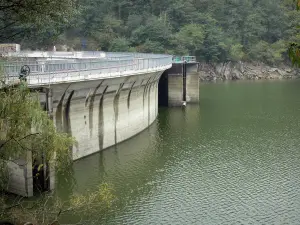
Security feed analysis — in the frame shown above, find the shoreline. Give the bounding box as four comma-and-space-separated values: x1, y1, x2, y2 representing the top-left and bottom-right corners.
199, 61, 300, 81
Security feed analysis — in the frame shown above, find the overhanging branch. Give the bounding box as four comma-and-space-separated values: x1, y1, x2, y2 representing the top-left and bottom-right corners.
0, 133, 40, 151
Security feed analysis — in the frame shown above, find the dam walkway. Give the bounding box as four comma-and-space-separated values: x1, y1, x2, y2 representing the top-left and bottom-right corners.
1, 51, 173, 87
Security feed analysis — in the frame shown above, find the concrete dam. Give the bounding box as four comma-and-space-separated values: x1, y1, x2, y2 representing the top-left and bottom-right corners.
3, 51, 199, 196
4, 51, 199, 160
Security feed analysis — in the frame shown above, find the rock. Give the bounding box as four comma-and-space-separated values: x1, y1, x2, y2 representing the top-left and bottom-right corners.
285, 68, 292, 73
199, 61, 299, 81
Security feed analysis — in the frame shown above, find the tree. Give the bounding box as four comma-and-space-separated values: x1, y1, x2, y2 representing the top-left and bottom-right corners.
288, 0, 300, 67
175, 24, 205, 55
3, 0, 300, 64
194, 15, 226, 62
229, 44, 245, 62
130, 16, 172, 49
248, 40, 286, 65
0, 82, 74, 171
166, 0, 198, 29
0, 0, 78, 44
126, 14, 143, 36
137, 39, 165, 53
109, 37, 131, 52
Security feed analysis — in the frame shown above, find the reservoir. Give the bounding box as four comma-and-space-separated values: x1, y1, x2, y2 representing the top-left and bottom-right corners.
57, 80, 300, 224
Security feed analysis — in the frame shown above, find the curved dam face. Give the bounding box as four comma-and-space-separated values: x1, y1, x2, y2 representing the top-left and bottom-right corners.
50, 71, 163, 160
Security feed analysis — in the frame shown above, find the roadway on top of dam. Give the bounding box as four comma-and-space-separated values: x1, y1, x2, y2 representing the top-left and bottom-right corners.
2, 51, 173, 87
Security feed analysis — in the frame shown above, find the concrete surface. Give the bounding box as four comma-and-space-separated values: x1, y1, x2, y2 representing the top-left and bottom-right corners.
50, 71, 163, 160
4, 151, 33, 197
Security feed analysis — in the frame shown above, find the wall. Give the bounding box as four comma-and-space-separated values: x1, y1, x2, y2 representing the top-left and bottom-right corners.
167, 64, 183, 106
5, 70, 162, 196
51, 71, 163, 160
161, 63, 199, 107
186, 63, 200, 103
168, 74, 183, 106
4, 151, 33, 197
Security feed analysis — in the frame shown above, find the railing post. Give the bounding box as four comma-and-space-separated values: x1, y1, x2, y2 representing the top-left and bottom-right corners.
66, 62, 68, 81
90, 59, 92, 78
133, 58, 135, 70
147, 58, 149, 71
79, 60, 81, 79
140, 58, 142, 70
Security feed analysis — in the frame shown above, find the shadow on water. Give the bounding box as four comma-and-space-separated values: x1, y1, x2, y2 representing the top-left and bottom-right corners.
56, 103, 201, 222
57, 80, 300, 224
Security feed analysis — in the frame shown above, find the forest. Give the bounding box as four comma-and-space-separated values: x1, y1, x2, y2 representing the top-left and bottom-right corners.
2, 0, 300, 65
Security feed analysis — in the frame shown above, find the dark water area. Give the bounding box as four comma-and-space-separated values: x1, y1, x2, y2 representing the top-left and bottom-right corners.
57, 80, 300, 224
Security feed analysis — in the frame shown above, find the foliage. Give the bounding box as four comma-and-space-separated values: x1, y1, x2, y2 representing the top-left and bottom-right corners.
175, 24, 205, 55
196, 18, 226, 62
28, 0, 300, 64
0, 81, 74, 223
289, 43, 300, 66
0, 82, 75, 173
229, 44, 245, 62
138, 39, 165, 53
249, 41, 287, 65
1, 184, 114, 225
109, 37, 131, 52
4, 0, 300, 64
0, 0, 78, 46
288, 0, 300, 67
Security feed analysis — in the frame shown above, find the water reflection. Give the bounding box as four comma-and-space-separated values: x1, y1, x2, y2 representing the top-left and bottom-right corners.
57, 80, 300, 224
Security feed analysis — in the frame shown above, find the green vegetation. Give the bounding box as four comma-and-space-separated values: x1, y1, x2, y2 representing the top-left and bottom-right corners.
288, 0, 300, 67
1, 182, 114, 224
3, 0, 300, 65
0, 0, 77, 45
0, 82, 74, 173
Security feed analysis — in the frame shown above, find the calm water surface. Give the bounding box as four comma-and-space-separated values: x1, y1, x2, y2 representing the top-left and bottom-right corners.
58, 80, 300, 224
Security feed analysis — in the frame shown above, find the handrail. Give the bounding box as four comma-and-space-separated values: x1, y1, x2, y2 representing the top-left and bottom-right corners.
172, 55, 196, 63
1, 52, 173, 86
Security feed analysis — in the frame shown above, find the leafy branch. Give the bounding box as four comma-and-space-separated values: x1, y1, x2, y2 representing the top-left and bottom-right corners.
289, 0, 300, 67
0, 133, 40, 151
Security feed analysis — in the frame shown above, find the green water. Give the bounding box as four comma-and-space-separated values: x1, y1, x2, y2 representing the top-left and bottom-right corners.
58, 80, 300, 224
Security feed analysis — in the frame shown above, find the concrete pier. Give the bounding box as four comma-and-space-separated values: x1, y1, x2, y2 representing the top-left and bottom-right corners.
4, 151, 33, 197
158, 62, 200, 107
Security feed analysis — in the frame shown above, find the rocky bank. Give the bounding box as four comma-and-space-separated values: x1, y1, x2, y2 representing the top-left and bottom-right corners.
199, 61, 299, 81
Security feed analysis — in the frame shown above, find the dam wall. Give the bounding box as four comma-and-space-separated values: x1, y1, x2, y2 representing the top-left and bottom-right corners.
50, 71, 162, 160
2, 51, 173, 197
5, 70, 163, 197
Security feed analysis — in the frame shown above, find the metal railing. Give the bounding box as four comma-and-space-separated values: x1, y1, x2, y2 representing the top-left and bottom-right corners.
172, 56, 196, 63
1, 52, 173, 86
